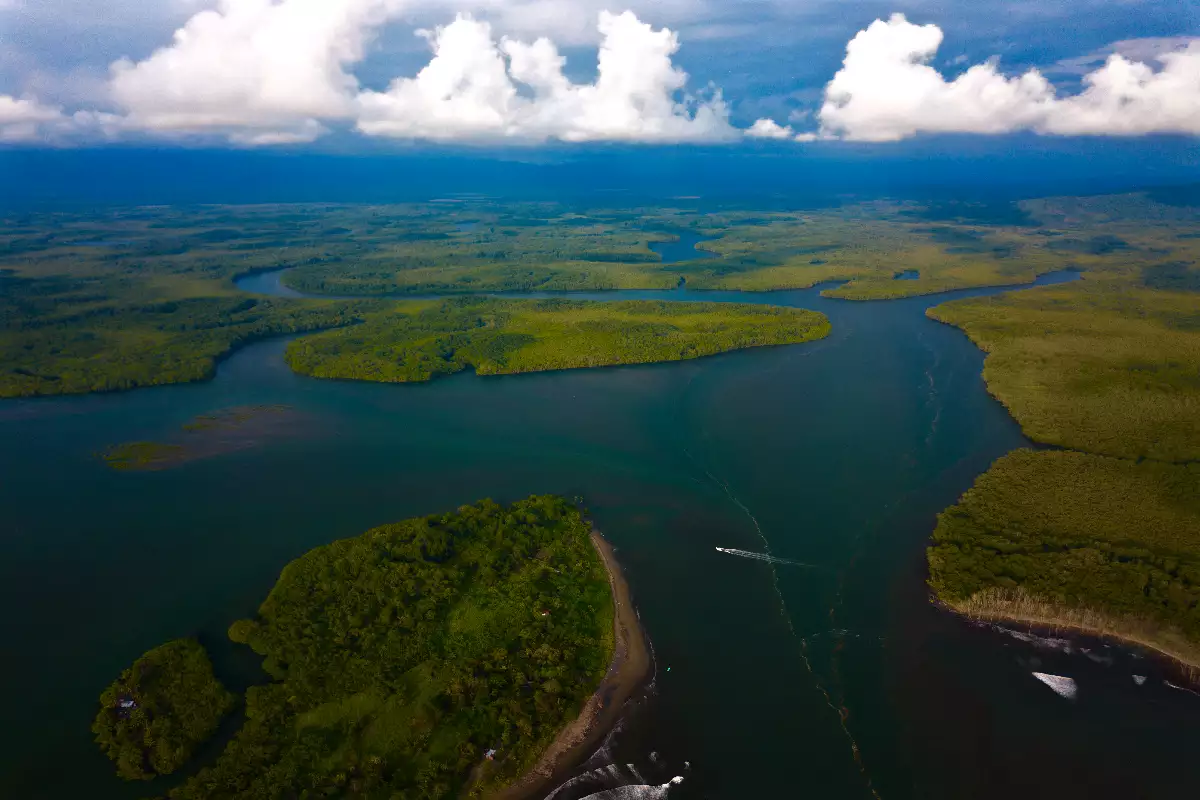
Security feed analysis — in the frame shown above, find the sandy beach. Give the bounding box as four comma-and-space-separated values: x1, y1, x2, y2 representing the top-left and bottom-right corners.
487, 530, 652, 800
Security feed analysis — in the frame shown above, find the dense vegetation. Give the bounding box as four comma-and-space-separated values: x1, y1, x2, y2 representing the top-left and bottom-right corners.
929, 451, 1200, 640
92, 639, 235, 781
0, 264, 379, 397
0, 287, 377, 397
929, 278, 1200, 461
285, 297, 831, 383
271, 203, 1090, 300
0, 203, 851, 397
927, 192, 1200, 660
8, 195, 1197, 398
164, 496, 613, 799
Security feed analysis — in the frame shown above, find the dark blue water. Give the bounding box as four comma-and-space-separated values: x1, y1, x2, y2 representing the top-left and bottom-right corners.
3, 271, 1198, 800
234, 268, 307, 298
648, 232, 717, 264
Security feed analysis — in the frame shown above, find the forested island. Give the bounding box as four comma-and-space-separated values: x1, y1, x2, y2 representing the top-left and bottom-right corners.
285, 297, 830, 383
926, 192, 1200, 669
98, 496, 630, 798
92, 639, 235, 781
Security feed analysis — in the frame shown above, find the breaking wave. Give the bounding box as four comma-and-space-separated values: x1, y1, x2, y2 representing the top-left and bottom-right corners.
1032, 672, 1078, 699
544, 763, 685, 800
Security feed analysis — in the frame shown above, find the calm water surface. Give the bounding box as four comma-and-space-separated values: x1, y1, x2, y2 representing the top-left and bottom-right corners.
647, 231, 716, 264
2, 270, 1198, 799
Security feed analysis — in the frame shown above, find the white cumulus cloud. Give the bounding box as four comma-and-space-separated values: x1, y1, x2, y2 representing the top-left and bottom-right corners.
1041, 44, 1200, 136
91, 2, 734, 145
419, 0, 705, 46
0, 94, 124, 143
108, 0, 406, 143
0, 95, 70, 142
814, 14, 1057, 142
22, 5, 1198, 147
777, 13, 1200, 142
356, 11, 735, 143
745, 117, 795, 139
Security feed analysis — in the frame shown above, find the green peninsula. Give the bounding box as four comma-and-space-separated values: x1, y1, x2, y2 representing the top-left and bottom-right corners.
928, 450, 1200, 665
285, 297, 830, 383
92, 639, 235, 781
926, 191, 1200, 665
928, 278, 1200, 462
163, 496, 615, 799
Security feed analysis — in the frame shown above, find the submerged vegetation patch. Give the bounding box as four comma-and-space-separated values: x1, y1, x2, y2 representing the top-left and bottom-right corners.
103, 441, 188, 471
103, 405, 303, 471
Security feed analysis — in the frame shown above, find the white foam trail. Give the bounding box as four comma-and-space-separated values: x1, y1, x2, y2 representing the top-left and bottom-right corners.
987, 623, 1073, 653
1032, 672, 1077, 699
1133, 675, 1147, 686
715, 547, 816, 568
580, 781, 681, 800
580, 789, 665, 800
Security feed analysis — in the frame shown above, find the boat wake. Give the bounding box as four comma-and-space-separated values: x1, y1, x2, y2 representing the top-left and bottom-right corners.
544, 760, 686, 800
714, 547, 817, 568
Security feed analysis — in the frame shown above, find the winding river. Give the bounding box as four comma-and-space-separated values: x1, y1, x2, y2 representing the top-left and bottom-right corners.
2, 266, 1198, 799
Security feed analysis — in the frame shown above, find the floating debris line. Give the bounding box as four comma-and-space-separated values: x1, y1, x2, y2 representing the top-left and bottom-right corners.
680, 432, 878, 798
715, 547, 818, 568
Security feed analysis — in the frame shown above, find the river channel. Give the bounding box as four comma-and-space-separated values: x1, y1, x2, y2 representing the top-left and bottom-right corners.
2, 265, 1198, 800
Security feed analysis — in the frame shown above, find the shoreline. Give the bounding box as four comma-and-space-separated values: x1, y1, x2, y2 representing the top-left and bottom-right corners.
487, 530, 652, 800
943, 590, 1200, 682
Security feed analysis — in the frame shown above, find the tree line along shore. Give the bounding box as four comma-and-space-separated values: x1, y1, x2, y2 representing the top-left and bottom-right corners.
925, 191, 1200, 670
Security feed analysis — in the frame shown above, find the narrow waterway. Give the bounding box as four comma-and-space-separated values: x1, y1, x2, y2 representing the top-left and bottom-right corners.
2, 269, 1197, 800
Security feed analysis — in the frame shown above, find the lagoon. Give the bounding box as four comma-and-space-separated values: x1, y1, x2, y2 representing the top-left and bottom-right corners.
648, 231, 717, 264
2, 271, 1198, 799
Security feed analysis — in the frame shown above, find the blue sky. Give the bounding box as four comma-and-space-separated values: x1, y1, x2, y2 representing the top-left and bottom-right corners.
0, 0, 1197, 148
